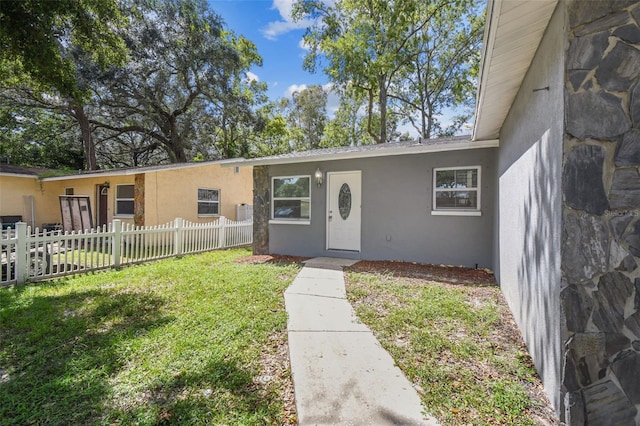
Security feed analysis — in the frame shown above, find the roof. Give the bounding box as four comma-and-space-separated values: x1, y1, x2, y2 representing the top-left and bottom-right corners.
35, 158, 240, 181
222, 136, 499, 167
0, 164, 57, 178
473, 0, 558, 141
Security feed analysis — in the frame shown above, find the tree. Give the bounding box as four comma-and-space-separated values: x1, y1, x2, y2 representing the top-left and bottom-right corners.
0, 104, 84, 170
205, 32, 268, 160
0, 0, 127, 100
289, 85, 327, 150
321, 87, 373, 147
250, 101, 294, 157
90, 0, 262, 163
294, 0, 484, 142
390, 0, 483, 138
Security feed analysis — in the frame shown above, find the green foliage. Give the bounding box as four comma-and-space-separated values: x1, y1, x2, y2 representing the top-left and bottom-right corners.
288, 85, 328, 150
0, 105, 84, 169
90, 0, 265, 163
0, 248, 300, 425
0, 0, 127, 100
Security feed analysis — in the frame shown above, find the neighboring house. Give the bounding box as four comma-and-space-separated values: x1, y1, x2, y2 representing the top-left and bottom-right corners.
0, 160, 253, 230
230, 0, 640, 423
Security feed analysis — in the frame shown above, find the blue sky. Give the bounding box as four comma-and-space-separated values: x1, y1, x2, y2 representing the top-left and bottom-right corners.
208, 0, 333, 105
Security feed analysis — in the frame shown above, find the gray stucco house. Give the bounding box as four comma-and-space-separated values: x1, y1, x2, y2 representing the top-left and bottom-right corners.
228, 0, 640, 423
239, 137, 498, 267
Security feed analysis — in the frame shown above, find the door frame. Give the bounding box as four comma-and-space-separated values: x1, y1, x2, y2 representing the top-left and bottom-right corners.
96, 184, 109, 227
325, 170, 361, 252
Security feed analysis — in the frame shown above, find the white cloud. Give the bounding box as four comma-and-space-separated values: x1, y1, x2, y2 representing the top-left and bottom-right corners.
245, 71, 260, 82
298, 38, 310, 51
261, 0, 313, 40
285, 83, 308, 98
323, 83, 340, 116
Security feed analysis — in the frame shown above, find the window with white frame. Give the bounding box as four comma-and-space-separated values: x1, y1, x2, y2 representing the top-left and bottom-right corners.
271, 176, 310, 221
433, 166, 481, 214
198, 188, 220, 216
115, 184, 135, 216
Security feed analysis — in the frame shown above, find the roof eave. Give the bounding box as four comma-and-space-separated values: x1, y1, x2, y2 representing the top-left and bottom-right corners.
40, 159, 240, 181
472, 0, 558, 142
223, 139, 499, 167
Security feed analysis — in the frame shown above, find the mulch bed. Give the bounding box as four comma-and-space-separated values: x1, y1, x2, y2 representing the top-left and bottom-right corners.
347, 260, 497, 286
236, 254, 310, 265
237, 255, 496, 287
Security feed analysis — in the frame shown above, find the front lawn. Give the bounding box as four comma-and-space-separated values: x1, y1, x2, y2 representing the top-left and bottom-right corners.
0, 248, 300, 425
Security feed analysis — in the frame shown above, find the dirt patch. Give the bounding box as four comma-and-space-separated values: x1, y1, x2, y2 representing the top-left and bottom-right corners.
255, 330, 297, 425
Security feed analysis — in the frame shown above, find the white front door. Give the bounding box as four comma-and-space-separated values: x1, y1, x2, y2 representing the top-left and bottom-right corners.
327, 171, 361, 251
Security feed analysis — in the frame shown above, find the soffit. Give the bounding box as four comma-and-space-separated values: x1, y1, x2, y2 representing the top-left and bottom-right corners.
473, 0, 558, 141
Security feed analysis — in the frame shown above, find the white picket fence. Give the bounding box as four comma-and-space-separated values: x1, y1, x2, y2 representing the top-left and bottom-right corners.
1, 217, 252, 285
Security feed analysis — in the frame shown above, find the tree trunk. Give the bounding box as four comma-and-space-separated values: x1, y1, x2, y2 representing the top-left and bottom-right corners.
70, 102, 97, 170
167, 118, 187, 163
366, 89, 380, 144
378, 74, 387, 144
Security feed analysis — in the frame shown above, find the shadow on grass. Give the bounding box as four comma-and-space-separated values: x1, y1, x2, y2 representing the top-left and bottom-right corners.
0, 282, 172, 424
0, 279, 285, 425
116, 356, 280, 425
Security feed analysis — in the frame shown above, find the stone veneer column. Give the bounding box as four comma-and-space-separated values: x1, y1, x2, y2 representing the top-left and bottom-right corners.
253, 165, 270, 254
562, 1, 640, 423
134, 173, 145, 227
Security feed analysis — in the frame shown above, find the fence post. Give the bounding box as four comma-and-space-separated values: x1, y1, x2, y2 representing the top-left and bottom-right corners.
174, 218, 183, 256
14, 222, 29, 284
112, 220, 122, 268
218, 216, 226, 248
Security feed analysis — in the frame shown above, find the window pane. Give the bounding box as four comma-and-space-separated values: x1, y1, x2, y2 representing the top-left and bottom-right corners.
435, 191, 478, 209
273, 177, 310, 198
117, 200, 134, 215
273, 200, 310, 219
198, 189, 218, 202
117, 185, 135, 198
198, 202, 219, 215
435, 170, 455, 189
454, 169, 478, 188
435, 169, 478, 189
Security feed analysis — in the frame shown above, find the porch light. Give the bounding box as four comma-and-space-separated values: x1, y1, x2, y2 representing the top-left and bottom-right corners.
103, 181, 110, 188
315, 168, 324, 187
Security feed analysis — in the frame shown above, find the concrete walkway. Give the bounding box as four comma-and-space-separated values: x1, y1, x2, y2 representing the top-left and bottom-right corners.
285, 257, 439, 425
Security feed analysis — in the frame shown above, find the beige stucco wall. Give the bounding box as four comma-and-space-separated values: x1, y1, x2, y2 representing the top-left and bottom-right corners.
144, 163, 253, 225
0, 175, 45, 227
42, 176, 137, 227
0, 162, 252, 229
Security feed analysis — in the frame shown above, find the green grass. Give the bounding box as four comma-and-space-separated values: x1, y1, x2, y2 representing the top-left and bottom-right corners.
346, 271, 545, 426
0, 248, 300, 425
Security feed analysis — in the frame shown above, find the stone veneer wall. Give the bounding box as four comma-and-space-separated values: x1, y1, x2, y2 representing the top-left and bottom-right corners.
562, 1, 640, 423
252, 166, 270, 255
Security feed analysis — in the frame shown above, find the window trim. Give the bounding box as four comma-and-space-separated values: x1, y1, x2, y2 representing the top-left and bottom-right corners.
197, 187, 220, 217
115, 184, 135, 217
432, 166, 481, 216
270, 175, 311, 224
